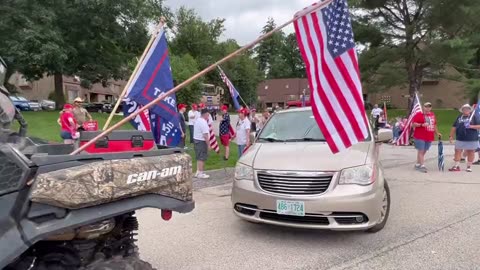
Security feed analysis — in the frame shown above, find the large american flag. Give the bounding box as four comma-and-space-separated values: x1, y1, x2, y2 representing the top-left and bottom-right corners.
396, 94, 422, 146
294, 0, 369, 153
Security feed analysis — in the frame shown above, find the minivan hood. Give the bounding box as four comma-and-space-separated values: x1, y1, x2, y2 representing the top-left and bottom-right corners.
249, 142, 371, 172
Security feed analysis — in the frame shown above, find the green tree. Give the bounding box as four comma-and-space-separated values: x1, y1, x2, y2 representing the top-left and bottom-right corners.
170, 53, 203, 105
269, 33, 306, 79
0, 0, 169, 108
217, 40, 262, 107
351, 0, 479, 108
255, 18, 285, 77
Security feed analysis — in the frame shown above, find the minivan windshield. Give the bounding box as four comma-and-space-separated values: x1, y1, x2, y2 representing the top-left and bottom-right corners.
258, 109, 371, 142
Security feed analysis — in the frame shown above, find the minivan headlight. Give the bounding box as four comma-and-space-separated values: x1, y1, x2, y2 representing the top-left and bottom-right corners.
339, 164, 375, 186
235, 163, 254, 181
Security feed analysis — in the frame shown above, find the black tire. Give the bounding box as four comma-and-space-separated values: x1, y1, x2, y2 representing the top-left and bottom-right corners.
367, 180, 390, 233
85, 256, 156, 270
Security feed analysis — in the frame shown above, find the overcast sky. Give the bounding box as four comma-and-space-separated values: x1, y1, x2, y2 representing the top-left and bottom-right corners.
164, 0, 318, 45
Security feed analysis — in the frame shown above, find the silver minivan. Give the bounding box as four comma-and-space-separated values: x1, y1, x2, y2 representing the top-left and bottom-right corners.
231, 107, 393, 232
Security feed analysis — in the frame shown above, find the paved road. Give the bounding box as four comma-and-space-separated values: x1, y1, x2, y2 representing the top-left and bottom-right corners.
137, 145, 480, 270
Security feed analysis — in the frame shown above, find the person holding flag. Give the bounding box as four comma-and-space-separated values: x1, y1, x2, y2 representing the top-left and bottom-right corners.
449, 104, 480, 172
411, 102, 441, 173
219, 105, 235, 160
193, 108, 212, 179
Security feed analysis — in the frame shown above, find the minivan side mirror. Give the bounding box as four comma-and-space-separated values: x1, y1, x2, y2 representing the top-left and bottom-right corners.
376, 129, 393, 143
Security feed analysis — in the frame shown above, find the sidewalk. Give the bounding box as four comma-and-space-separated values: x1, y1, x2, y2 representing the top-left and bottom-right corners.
193, 168, 234, 190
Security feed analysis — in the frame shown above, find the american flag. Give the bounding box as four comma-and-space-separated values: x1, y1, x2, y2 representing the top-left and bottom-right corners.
218, 66, 241, 110
294, 0, 369, 153
208, 116, 220, 153
396, 93, 422, 146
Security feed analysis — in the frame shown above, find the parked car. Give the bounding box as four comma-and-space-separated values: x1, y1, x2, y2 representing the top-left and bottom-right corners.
27, 99, 41, 111
231, 107, 393, 232
37, 99, 56, 110
9, 96, 31, 111
83, 102, 105, 113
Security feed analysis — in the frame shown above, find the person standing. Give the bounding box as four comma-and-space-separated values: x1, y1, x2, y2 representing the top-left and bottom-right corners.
411, 102, 441, 173
72, 97, 92, 131
219, 105, 233, 160
371, 104, 383, 123
257, 109, 271, 132
57, 104, 77, 144
449, 104, 480, 172
193, 108, 212, 179
187, 104, 198, 144
236, 108, 251, 157
250, 109, 258, 133
177, 104, 187, 148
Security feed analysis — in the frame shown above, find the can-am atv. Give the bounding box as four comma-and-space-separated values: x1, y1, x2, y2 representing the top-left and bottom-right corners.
0, 58, 194, 269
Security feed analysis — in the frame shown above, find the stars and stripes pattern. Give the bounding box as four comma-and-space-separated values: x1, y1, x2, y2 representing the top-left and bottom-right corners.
294, 0, 369, 153
208, 116, 220, 153
396, 93, 422, 146
218, 66, 241, 110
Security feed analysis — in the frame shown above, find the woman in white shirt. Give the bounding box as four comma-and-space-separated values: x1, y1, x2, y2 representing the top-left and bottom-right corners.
236, 108, 251, 157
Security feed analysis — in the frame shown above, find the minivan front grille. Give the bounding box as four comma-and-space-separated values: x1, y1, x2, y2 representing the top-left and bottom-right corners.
257, 171, 333, 195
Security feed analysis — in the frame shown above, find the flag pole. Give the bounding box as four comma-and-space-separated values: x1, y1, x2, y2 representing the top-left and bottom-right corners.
217, 65, 249, 108
103, 18, 165, 130
71, 0, 334, 155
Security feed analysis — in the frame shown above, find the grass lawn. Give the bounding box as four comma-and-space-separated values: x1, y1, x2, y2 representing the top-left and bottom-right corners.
381, 109, 460, 140
14, 111, 240, 171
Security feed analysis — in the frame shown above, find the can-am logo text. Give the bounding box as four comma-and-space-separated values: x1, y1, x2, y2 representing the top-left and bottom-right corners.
127, 166, 182, 184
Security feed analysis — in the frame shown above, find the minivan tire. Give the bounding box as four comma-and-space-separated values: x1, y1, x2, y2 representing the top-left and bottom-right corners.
367, 180, 390, 233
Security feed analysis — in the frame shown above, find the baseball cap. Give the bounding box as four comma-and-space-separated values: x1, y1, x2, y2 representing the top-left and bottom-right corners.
199, 103, 205, 108
63, 104, 73, 110
424, 102, 432, 107
221, 105, 228, 111
178, 104, 186, 110
73, 97, 83, 103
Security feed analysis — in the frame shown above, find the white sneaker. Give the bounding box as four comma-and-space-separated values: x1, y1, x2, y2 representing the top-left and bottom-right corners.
198, 173, 210, 179
194, 172, 200, 178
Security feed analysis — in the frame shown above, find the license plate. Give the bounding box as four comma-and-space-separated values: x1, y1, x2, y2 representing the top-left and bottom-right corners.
276, 200, 305, 216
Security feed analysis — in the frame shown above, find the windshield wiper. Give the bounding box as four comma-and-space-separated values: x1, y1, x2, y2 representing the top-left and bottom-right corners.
284, 138, 326, 142
258, 137, 285, 142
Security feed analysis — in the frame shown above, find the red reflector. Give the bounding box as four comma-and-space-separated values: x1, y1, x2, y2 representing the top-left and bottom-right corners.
161, 209, 172, 221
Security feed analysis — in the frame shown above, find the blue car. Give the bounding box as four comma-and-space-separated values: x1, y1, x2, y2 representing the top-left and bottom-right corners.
10, 96, 31, 111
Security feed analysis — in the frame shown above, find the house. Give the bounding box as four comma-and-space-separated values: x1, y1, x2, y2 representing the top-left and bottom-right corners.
257, 67, 468, 109
257, 78, 312, 109
8, 72, 126, 103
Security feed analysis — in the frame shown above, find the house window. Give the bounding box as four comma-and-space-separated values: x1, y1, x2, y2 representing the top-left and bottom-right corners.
380, 96, 391, 103
287, 95, 297, 101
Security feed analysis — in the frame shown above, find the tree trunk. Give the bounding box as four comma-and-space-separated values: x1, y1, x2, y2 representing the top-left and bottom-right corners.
53, 73, 66, 109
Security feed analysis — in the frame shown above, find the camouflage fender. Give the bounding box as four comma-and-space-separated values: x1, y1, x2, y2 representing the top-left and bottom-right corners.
30, 153, 192, 209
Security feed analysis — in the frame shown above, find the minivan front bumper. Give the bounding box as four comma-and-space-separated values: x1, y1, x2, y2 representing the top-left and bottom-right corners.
231, 176, 385, 231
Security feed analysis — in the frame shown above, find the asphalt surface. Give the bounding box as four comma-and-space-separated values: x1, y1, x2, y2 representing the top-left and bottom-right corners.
137, 144, 480, 270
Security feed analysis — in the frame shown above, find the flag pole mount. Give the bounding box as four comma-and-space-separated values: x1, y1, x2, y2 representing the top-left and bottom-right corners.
71, 0, 334, 155
103, 17, 166, 130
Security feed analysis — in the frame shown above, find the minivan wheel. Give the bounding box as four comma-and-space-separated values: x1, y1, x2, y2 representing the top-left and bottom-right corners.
367, 180, 390, 233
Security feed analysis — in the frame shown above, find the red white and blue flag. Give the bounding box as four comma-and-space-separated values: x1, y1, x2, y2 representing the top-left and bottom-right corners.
294, 0, 369, 153
123, 27, 181, 147
396, 93, 422, 146
218, 66, 241, 110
